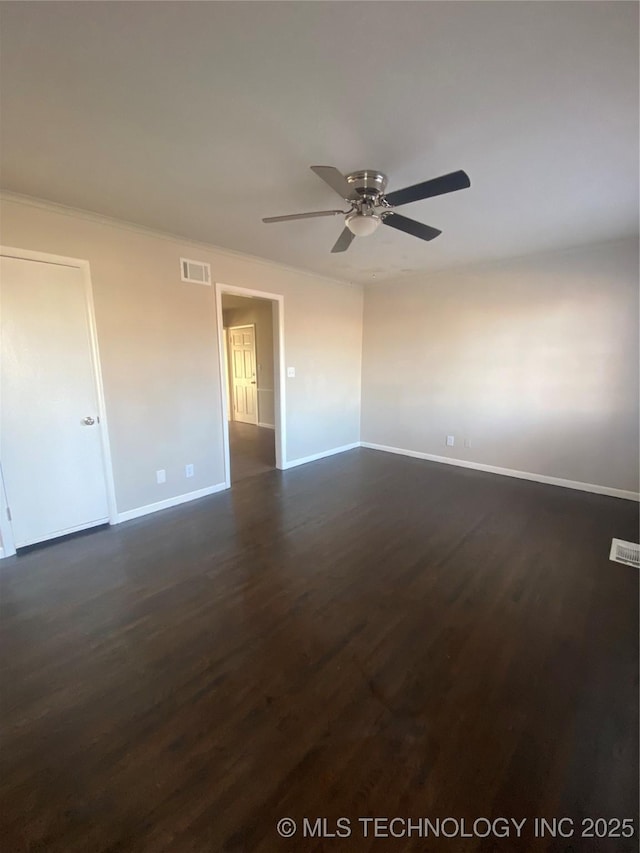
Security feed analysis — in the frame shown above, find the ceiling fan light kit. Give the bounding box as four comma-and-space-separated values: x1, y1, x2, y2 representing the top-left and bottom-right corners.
345, 210, 381, 237
262, 165, 470, 253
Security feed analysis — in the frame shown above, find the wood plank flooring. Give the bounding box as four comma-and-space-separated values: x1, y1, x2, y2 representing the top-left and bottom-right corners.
229, 421, 275, 483
0, 449, 638, 852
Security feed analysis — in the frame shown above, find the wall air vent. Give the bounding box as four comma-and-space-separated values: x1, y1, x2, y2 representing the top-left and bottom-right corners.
609, 538, 640, 568
180, 258, 211, 286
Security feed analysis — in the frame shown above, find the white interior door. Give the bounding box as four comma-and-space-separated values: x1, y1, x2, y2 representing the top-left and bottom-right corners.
229, 325, 258, 425
1, 255, 110, 548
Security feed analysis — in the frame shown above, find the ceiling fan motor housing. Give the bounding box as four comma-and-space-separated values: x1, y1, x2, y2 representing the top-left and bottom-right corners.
345, 170, 388, 199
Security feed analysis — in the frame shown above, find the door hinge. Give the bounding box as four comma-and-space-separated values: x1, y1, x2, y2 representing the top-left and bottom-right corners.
6, 506, 11, 521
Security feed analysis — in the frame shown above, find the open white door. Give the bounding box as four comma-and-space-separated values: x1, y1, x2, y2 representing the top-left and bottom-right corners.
229, 324, 258, 425
1, 255, 111, 548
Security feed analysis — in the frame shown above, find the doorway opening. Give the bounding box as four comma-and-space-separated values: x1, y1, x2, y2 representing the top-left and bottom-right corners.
216, 284, 286, 486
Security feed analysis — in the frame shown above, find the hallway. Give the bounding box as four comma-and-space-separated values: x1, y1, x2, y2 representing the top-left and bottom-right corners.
229, 421, 275, 483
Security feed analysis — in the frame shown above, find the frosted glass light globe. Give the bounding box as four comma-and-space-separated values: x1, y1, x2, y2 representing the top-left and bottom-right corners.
345, 211, 381, 237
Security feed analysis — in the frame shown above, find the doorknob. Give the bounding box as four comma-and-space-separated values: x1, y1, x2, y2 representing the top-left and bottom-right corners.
82, 416, 96, 426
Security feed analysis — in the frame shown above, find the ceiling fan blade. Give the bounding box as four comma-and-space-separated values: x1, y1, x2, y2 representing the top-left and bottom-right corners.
331, 227, 355, 253
262, 209, 345, 223
383, 213, 442, 242
384, 170, 470, 207
310, 166, 358, 200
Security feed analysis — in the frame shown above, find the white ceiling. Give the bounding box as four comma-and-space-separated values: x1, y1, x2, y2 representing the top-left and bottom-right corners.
1, 1, 638, 284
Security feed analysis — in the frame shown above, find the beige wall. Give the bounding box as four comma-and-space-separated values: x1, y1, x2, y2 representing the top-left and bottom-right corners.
223, 297, 275, 425
0, 196, 363, 514
1, 192, 636, 528
361, 237, 639, 494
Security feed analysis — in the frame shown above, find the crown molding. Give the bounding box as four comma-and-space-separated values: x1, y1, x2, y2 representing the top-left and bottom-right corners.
0, 190, 360, 290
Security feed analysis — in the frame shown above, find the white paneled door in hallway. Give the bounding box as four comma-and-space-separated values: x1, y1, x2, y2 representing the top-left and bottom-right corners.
228, 324, 258, 425
0, 254, 111, 549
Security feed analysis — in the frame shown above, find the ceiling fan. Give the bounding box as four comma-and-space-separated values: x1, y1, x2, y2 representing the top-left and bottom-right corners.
262, 166, 470, 253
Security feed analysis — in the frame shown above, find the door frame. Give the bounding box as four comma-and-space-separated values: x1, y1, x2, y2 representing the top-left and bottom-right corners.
215, 282, 286, 487
0, 246, 118, 558
226, 323, 258, 425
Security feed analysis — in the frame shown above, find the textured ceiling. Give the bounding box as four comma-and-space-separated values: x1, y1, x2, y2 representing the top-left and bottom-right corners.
0, 1, 638, 284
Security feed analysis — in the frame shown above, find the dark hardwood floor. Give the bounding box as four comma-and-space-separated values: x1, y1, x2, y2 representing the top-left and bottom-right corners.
1, 449, 638, 852
229, 421, 275, 483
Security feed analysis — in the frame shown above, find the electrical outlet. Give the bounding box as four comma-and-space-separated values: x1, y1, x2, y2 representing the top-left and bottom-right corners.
446, 435, 455, 447
156, 469, 166, 484
287, 366, 296, 378
185, 463, 194, 478
464, 438, 472, 448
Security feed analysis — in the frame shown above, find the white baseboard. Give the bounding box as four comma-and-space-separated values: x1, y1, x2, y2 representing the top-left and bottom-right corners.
283, 442, 360, 470
258, 422, 275, 430
360, 442, 640, 502
116, 482, 228, 523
